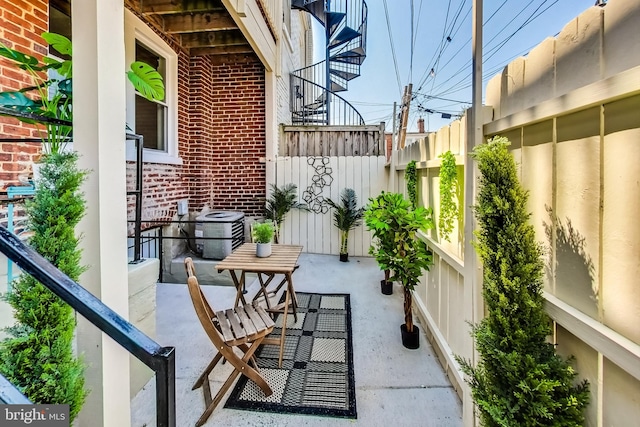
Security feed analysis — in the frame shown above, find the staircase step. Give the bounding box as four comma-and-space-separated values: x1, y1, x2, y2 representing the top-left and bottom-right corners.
330, 81, 347, 92
330, 52, 366, 65
292, 0, 327, 26
326, 11, 346, 36
330, 68, 359, 81
329, 27, 361, 49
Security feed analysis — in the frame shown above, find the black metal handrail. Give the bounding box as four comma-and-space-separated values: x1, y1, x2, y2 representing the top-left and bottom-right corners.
0, 226, 175, 427
126, 133, 144, 263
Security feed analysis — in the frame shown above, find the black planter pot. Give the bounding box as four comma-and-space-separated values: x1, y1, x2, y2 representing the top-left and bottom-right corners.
401, 324, 420, 349
339, 253, 349, 262
380, 280, 393, 295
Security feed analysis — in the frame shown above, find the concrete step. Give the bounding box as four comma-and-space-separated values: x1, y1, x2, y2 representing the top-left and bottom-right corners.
163, 253, 256, 287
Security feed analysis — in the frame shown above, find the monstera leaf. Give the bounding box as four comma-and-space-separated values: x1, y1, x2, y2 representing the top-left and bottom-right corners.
127, 61, 165, 102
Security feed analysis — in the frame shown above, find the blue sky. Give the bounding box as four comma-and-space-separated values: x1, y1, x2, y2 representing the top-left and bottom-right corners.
313, 0, 599, 132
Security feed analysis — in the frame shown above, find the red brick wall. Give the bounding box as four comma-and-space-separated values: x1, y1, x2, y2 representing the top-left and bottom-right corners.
207, 56, 266, 217
0, 1, 48, 188
1, 3, 268, 233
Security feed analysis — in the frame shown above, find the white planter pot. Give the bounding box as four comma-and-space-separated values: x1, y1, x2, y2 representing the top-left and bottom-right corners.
256, 242, 272, 258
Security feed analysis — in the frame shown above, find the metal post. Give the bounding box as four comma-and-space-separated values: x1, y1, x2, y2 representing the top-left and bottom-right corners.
325, 0, 332, 125
463, 1, 483, 426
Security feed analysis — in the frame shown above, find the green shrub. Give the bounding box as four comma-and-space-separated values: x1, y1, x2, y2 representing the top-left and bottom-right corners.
0, 152, 88, 421
457, 137, 589, 426
252, 221, 275, 243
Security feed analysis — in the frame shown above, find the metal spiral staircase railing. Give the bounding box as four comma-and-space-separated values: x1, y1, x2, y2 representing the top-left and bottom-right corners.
291, 0, 368, 126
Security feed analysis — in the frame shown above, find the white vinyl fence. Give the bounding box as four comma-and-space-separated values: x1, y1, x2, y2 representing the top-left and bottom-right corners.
275, 155, 387, 255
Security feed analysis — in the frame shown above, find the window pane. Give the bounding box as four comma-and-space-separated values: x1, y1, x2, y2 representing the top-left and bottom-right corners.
136, 95, 166, 151
136, 42, 166, 102
49, 2, 72, 59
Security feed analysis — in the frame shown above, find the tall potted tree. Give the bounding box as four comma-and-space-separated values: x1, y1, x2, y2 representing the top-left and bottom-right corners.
364, 192, 399, 294
0, 33, 164, 421
326, 188, 364, 262
457, 137, 589, 425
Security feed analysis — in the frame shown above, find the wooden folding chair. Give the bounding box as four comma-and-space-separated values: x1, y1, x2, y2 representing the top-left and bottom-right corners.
184, 258, 275, 426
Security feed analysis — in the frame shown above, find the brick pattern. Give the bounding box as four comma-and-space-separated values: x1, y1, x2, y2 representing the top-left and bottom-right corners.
0, 1, 48, 187
207, 56, 266, 217
1, 3, 268, 233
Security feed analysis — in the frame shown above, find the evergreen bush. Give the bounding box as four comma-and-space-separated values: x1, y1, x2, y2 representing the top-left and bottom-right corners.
457, 137, 589, 426
0, 152, 88, 421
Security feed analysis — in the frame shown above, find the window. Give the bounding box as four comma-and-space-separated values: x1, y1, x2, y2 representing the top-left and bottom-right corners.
125, 10, 180, 164
135, 42, 167, 151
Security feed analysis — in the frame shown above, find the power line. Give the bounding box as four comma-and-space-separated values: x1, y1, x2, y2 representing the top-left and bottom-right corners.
383, 0, 403, 97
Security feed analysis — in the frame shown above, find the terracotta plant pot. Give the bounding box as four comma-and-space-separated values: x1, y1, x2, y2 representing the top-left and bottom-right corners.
400, 324, 420, 349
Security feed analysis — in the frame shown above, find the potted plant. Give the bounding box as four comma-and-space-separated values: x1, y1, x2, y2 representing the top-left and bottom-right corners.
366, 192, 433, 348
264, 183, 308, 243
364, 192, 399, 295
326, 188, 364, 262
252, 221, 275, 258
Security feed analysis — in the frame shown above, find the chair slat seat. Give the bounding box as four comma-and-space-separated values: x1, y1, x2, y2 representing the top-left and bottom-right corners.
224, 308, 247, 341
184, 257, 274, 427
235, 306, 257, 336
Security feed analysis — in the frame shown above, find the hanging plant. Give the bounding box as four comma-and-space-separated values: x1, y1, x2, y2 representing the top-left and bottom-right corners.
405, 160, 417, 209
438, 151, 459, 241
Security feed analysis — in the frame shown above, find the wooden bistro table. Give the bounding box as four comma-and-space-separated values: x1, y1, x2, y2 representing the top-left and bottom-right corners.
216, 243, 303, 367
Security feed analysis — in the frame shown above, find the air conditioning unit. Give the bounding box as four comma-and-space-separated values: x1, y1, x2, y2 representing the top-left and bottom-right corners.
195, 211, 245, 259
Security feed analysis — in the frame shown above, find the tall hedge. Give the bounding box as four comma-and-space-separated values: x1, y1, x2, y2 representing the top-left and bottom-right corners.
458, 137, 589, 426
0, 152, 88, 421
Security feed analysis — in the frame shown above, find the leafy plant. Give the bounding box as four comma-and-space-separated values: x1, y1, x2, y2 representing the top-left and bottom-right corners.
0, 32, 164, 154
438, 151, 459, 241
326, 188, 364, 257
364, 192, 434, 332
405, 160, 417, 209
264, 183, 308, 243
252, 221, 275, 244
0, 152, 88, 421
456, 137, 589, 426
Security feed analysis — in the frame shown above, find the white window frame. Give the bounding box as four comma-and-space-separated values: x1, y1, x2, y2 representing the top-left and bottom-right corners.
124, 10, 181, 165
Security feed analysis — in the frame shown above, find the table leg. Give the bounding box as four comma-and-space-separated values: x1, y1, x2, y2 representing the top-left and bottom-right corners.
229, 270, 246, 308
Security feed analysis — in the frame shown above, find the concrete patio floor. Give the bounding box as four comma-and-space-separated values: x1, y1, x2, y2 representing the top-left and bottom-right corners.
130, 253, 463, 427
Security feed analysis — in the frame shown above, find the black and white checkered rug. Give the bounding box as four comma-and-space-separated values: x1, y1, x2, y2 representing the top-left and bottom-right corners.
224, 292, 356, 418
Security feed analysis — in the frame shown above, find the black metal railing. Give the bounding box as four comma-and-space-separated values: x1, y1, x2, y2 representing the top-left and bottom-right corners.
0, 221, 176, 427
126, 133, 145, 263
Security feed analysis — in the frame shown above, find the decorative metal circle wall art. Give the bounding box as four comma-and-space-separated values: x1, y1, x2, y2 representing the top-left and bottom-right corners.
302, 157, 333, 214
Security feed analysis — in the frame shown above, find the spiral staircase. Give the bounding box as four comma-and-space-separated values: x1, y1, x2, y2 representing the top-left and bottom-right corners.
291, 0, 368, 125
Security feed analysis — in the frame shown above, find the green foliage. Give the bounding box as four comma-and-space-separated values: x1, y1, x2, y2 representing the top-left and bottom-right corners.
264, 183, 308, 243
252, 221, 275, 244
0, 32, 164, 154
457, 137, 589, 426
0, 152, 89, 421
405, 160, 417, 209
438, 150, 459, 241
326, 188, 364, 255
364, 192, 434, 331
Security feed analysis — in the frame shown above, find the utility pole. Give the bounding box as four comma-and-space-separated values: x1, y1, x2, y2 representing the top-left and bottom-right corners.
398, 83, 412, 149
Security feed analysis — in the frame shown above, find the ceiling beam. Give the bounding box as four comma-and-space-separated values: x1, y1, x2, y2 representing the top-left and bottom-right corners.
190, 44, 253, 56
180, 30, 246, 48
141, 0, 225, 15
163, 12, 237, 33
